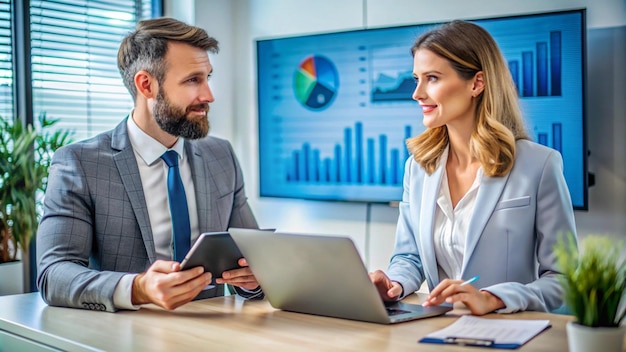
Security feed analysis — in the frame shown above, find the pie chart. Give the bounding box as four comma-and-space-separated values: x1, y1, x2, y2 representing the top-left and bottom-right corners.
294, 55, 339, 110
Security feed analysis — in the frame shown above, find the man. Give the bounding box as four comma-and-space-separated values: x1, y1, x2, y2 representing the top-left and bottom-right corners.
37, 18, 261, 312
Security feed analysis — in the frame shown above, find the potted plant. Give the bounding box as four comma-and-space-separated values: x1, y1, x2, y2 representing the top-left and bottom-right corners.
0, 113, 72, 294
554, 234, 626, 352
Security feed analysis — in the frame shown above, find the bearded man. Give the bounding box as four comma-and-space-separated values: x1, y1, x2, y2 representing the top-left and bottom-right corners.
37, 18, 261, 312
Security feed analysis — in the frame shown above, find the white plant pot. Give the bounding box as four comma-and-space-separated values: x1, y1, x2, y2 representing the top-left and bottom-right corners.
566, 321, 626, 352
0, 260, 24, 296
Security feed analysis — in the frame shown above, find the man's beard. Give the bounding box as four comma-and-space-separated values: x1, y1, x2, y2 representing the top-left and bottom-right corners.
153, 89, 210, 139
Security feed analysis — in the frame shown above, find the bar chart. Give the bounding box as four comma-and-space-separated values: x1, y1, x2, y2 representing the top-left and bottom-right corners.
507, 31, 562, 97
284, 122, 412, 186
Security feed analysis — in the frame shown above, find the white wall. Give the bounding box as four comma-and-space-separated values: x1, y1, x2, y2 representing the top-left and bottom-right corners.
167, 0, 626, 271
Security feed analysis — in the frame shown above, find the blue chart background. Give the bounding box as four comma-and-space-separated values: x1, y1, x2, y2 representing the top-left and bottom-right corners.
257, 10, 586, 208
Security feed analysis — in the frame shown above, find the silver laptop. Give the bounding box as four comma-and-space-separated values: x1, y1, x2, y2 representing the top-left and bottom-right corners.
228, 228, 452, 324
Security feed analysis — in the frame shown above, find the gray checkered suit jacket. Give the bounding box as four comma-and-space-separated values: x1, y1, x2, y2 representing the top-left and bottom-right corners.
36, 118, 259, 312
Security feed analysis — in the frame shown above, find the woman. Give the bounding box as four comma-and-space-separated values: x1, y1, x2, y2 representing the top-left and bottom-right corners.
370, 20, 577, 315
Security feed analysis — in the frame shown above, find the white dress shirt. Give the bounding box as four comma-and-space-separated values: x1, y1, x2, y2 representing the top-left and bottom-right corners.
433, 147, 482, 281
113, 113, 200, 309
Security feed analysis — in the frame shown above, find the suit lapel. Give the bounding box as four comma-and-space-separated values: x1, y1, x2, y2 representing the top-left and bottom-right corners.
111, 118, 156, 262
461, 170, 510, 273
419, 162, 445, 287
185, 142, 212, 232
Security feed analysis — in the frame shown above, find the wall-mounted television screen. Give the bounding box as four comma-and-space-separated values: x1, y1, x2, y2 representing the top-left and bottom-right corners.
257, 9, 587, 209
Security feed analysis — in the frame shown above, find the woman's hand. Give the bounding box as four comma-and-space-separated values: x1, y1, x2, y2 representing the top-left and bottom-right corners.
369, 270, 404, 302
422, 278, 505, 315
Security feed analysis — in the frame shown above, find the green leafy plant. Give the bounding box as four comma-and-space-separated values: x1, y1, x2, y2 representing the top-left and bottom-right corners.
0, 114, 72, 263
555, 234, 626, 327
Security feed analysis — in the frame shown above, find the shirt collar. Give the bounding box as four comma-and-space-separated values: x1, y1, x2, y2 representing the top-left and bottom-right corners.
126, 111, 186, 166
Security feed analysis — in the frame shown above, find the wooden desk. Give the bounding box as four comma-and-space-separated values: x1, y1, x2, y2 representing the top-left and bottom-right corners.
0, 292, 574, 351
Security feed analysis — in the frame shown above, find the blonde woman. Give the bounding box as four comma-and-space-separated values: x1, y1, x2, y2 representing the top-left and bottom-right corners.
370, 20, 576, 315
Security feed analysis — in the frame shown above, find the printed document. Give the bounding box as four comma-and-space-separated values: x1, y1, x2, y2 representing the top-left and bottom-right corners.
420, 315, 550, 349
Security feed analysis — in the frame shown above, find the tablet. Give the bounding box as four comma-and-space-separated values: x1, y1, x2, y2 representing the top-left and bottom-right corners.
179, 232, 243, 278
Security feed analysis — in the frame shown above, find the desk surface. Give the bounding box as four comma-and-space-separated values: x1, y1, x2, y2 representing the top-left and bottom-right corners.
0, 292, 575, 351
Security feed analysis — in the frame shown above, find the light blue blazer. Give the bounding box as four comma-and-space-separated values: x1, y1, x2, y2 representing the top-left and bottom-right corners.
387, 140, 576, 313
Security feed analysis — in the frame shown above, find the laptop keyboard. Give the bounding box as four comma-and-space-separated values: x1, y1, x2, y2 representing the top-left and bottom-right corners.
386, 307, 411, 316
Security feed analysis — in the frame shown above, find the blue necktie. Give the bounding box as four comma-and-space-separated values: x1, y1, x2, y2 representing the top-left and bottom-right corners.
161, 150, 191, 262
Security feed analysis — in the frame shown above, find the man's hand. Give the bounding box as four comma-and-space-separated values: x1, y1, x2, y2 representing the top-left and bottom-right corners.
422, 278, 505, 315
369, 270, 403, 301
216, 258, 260, 290
131, 260, 212, 310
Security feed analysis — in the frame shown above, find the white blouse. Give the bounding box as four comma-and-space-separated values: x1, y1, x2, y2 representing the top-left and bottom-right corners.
433, 148, 483, 280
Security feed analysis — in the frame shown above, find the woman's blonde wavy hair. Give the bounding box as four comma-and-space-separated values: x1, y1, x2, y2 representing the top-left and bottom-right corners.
406, 20, 528, 176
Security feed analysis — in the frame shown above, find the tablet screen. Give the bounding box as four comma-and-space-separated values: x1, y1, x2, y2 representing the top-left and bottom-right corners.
179, 232, 243, 278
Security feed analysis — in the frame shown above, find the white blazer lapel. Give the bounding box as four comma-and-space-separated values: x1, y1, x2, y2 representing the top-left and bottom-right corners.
461, 171, 510, 273
419, 162, 445, 287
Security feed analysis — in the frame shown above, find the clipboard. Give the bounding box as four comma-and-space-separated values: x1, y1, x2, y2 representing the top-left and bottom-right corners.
419, 315, 551, 349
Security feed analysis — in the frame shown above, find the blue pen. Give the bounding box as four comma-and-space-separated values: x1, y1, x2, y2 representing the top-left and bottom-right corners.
460, 275, 480, 286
